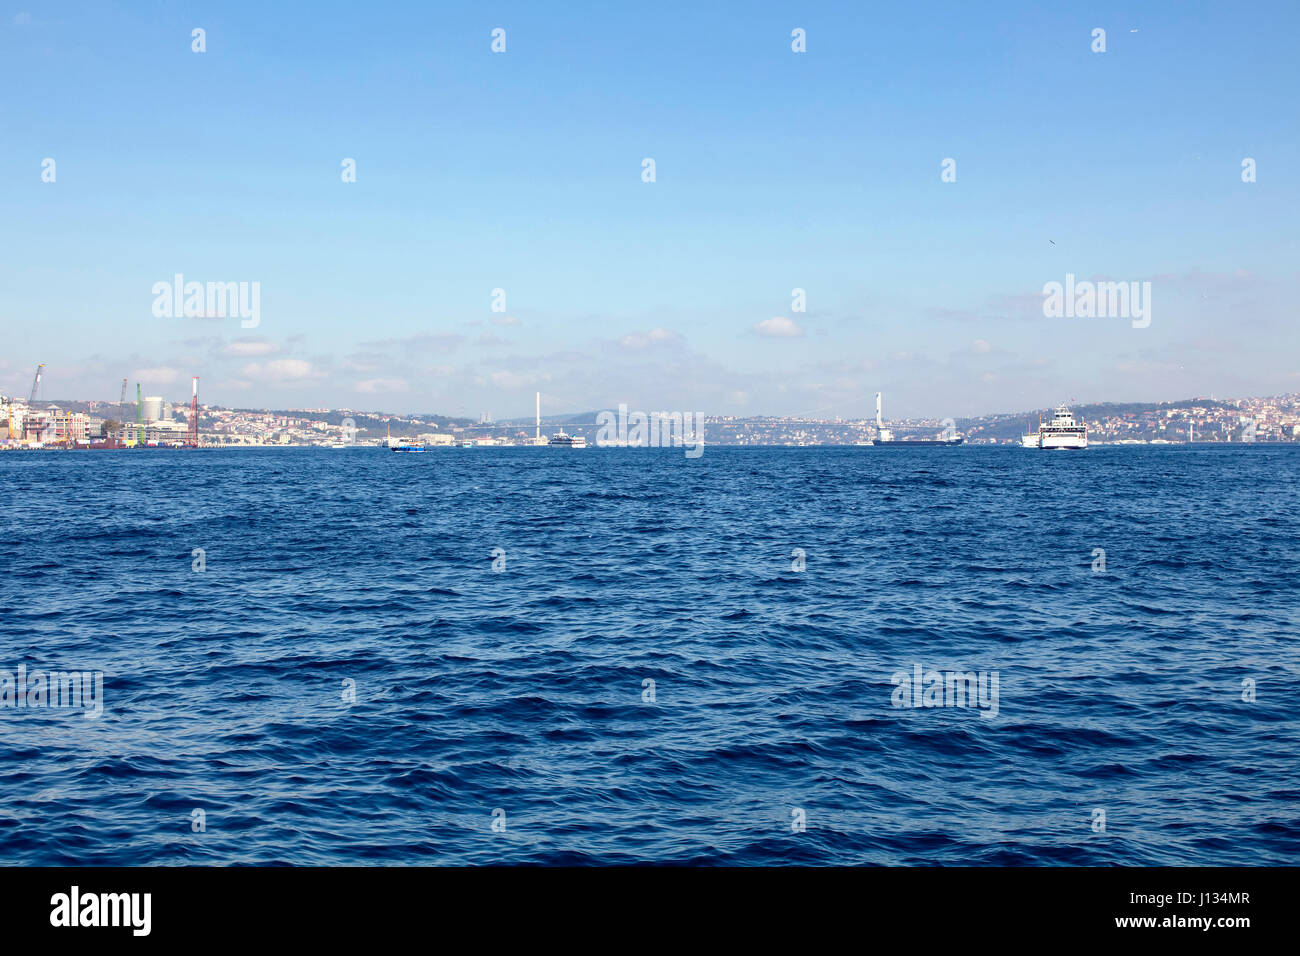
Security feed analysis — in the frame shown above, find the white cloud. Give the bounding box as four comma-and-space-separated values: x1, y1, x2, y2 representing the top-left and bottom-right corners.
489, 370, 537, 388
222, 339, 278, 357
619, 327, 680, 349
134, 367, 181, 384
341, 355, 386, 373
268, 359, 316, 379
753, 316, 803, 338
493, 315, 521, 327
972, 339, 992, 354
358, 333, 463, 351
243, 359, 317, 381
355, 378, 409, 393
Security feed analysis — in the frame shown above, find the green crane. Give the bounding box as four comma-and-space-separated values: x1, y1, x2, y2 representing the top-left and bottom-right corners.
136, 383, 144, 445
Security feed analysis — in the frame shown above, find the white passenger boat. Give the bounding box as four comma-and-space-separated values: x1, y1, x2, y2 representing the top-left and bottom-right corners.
1039, 404, 1088, 450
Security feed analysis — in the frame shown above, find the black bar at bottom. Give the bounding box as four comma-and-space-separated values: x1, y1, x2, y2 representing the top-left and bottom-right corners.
0, 866, 1277, 942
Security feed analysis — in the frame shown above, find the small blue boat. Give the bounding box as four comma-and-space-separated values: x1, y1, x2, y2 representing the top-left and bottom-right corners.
384, 426, 424, 452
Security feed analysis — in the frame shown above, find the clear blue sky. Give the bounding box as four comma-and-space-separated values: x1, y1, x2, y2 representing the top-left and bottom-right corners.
2, 1, 1297, 419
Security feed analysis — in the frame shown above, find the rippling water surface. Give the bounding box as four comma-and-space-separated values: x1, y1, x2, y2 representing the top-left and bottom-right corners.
1, 445, 1297, 865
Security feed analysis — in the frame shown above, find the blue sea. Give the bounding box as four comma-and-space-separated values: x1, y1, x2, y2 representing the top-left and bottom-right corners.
1, 445, 1297, 865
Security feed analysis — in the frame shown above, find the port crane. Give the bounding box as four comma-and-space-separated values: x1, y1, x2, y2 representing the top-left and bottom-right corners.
18, 364, 46, 442
187, 377, 199, 447
28, 364, 44, 405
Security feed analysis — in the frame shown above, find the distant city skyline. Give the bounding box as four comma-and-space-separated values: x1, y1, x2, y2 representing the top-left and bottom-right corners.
3, 1, 1297, 421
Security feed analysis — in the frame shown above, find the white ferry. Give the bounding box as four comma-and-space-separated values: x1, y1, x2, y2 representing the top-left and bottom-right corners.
547, 429, 587, 448
1039, 404, 1088, 450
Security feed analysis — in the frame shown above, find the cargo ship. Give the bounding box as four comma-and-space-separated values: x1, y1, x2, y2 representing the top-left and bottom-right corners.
873, 435, 964, 446
871, 392, 964, 446
873, 434, 967, 447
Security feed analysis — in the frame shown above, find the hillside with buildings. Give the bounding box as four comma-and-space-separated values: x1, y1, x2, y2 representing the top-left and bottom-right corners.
2, 392, 1297, 449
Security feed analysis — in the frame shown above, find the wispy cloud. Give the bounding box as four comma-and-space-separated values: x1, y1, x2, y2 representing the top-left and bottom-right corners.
753, 317, 803, 338
243, 359, 318, 381
221, 338, 279, 357
133, 366, 181, 384
358, 333, 464, 352
619, 328, 680, 349
355, 377, 409, 393
488, 370, 541, 389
